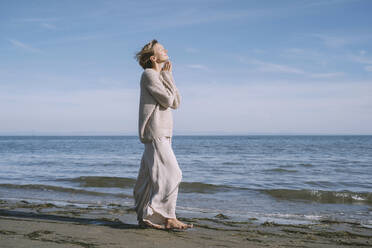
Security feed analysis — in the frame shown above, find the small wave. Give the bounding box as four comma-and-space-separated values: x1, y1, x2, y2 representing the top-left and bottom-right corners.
279, 164, 296, 168
0, 183, 131, 198
264, 168, 298, 173
57, 176, 247, 194
179, 182, 239, 193
306, 181, 336, 187
299, 163, 314, 167
56, 176, 136, 188
222, 162, 242, 165
264, 213, 323, 221
261, 189, 372, 205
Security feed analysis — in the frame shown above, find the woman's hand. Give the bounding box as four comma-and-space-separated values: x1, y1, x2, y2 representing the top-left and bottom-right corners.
162, 60, 172, 72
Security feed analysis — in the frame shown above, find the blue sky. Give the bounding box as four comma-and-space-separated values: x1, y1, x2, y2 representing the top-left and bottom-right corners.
1, 0, 371, 135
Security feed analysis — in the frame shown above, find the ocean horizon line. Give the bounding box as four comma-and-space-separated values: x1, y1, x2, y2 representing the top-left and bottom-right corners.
0, 132, 371, 136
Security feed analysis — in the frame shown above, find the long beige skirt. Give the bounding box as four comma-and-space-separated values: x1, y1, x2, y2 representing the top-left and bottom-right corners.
133, 136, 182, 227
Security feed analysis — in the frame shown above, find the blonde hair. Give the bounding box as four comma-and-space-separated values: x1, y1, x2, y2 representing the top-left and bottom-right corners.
134, 39, 158, 69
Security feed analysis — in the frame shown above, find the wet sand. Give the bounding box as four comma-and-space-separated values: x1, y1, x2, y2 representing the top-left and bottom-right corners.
0, 199, 371, 248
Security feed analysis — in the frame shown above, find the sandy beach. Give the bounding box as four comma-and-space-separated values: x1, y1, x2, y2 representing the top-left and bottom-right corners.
0, 199, 371, 248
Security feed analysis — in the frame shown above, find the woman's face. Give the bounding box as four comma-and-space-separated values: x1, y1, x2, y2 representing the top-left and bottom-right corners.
152, 43, 169, 63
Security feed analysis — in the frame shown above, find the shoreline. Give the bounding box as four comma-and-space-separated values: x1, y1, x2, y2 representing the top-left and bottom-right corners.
1, 199, 371, 247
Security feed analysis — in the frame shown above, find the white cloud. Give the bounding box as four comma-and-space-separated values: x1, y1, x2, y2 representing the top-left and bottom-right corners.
257, 63, 304, 74
310, 33, 372, 48
247, 59, 305, 74
36, 34, 106, 46
124, 7, 278, 32
186, 64, 209, 70
351, 54, 372, 64
41, 23, 56, 30
238, 56, 345, 78
349, 52, 372, 71
302, 0, 358, 8
311, 34, 349, 48
12, 18, 58, 31
8, 39, 41, 52
14, 18, 59, 22
285, 48, 306, 55
134, 0, 357, 30
359, 50, 367, 56
281, 47, 329, 67
310, 72, 344, 78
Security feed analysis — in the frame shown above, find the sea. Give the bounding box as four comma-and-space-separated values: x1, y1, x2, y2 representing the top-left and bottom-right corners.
0, 135, 371, 227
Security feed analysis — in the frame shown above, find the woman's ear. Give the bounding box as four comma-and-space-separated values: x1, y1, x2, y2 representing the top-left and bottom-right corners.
150, 55, 156, 63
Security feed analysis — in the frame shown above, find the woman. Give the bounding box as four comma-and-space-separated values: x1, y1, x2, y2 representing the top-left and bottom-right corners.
133, 39, 193, 230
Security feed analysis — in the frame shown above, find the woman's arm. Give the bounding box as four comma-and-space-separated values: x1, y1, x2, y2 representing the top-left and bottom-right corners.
161, 70, 180, 109
143, 70, 176, 109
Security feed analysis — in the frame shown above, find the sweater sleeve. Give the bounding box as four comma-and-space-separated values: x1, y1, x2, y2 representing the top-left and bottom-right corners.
143, 70, 176, 109
161, 71, 181, 109
171, 88, 181, 109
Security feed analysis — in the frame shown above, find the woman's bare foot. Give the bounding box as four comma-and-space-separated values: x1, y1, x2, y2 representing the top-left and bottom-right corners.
165, 218, 193, 230
139, 219, 166, 230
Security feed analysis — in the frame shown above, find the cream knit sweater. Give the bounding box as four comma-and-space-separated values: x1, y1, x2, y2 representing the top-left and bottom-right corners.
138, 68, 181, 143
